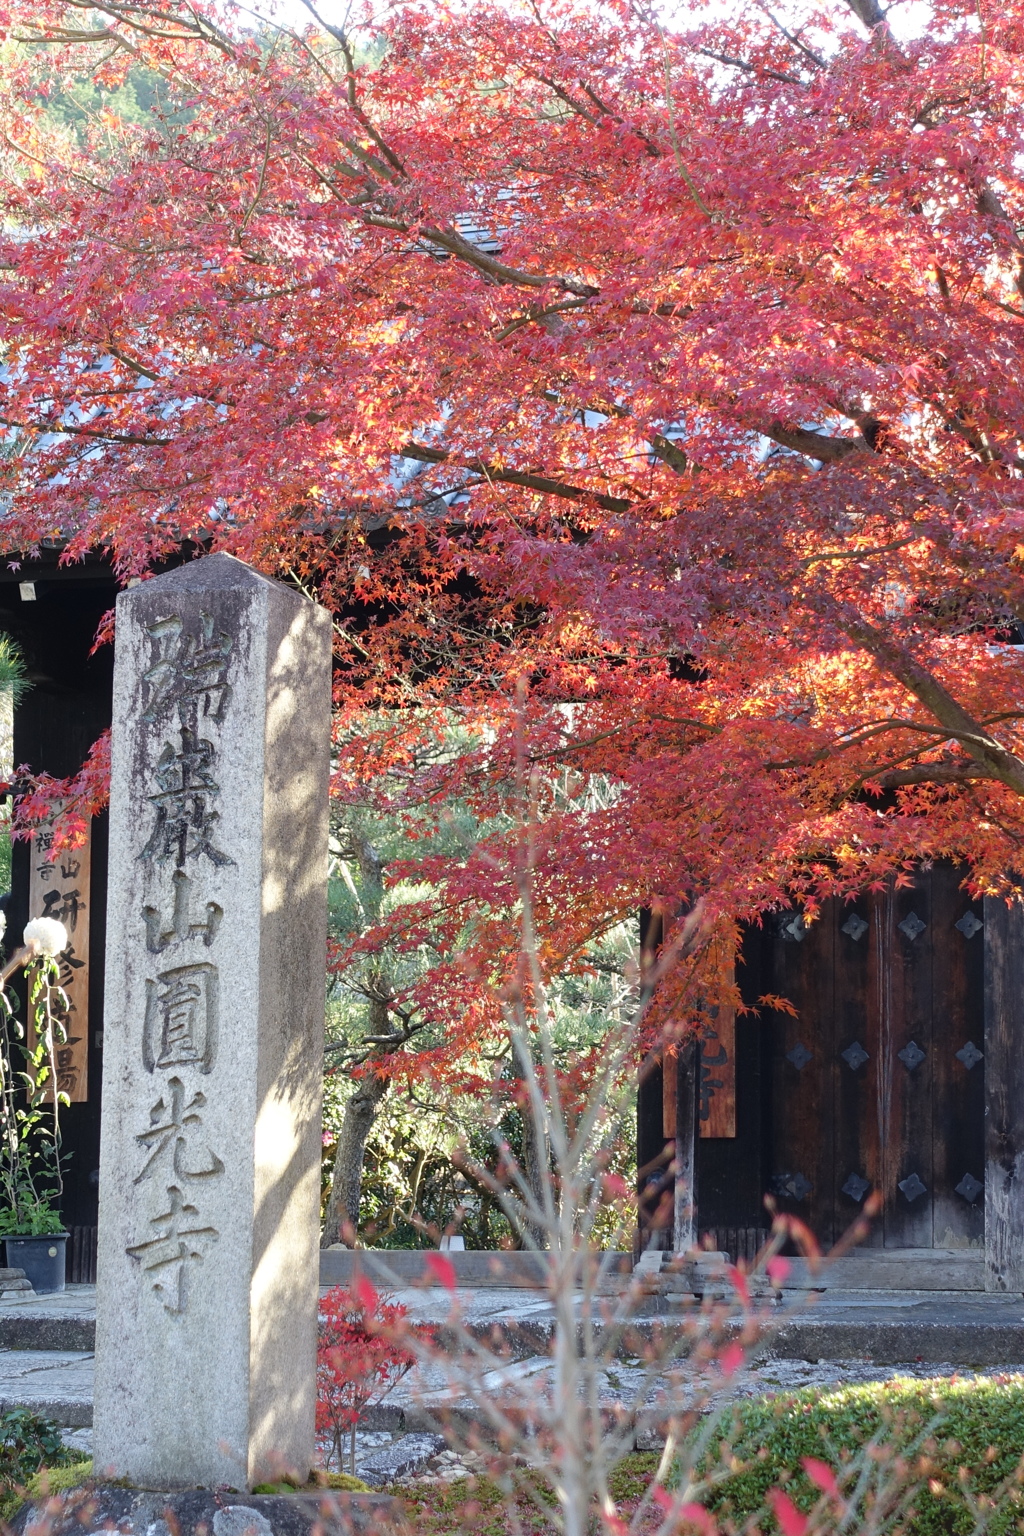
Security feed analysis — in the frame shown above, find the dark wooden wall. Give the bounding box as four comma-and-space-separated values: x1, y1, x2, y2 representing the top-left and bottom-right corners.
983, 895, 1024, 1290
0, 562, 117, 1231
765, 865, 985, 1249
639, 864, 988, 1253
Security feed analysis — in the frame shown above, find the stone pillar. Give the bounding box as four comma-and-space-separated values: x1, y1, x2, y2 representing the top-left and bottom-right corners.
984, 895, 1024, 1292
93, 554, 332, 1489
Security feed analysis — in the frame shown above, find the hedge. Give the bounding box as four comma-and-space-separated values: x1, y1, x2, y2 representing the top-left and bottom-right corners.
694, 1375, 1024, 1536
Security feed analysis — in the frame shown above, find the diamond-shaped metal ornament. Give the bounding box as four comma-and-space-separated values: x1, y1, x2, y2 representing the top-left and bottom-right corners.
787, 1042, 813, 1071
956, 1040, 984, 1070
955, 1172, 983, 1204
771, 1171, 812, 1201
781, 913, 806, 943
898, 912, 927, 941
955, 911, 983, 940
842, 913, 869, 942
841, 1040, 869, 1071
898, 1040, 925, 1071
842, 1172, 870, 1202
898, 1172, 928, 1203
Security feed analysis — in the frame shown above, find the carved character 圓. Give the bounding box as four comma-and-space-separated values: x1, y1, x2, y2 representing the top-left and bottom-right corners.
143, 962, 218, 1074
126, 1184, 218, 1315
140, 727, 233, 870
142, 612, 233, 729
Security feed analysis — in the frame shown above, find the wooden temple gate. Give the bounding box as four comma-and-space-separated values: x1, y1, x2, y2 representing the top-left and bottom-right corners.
639, 863, 1024, 1288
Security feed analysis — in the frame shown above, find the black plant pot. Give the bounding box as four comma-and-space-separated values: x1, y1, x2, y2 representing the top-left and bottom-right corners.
5, 1233, 67, 1293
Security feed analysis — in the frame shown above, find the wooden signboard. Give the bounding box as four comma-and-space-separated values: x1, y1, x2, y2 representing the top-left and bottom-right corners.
28, 820, 91, 1102
700, 1003, 737, 1138
661, 1005, 737, 1141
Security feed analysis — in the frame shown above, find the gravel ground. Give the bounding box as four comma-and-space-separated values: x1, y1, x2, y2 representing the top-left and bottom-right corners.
385, 1358, 1024, 1484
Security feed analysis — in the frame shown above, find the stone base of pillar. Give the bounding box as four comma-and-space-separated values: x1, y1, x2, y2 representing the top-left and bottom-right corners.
8, 1486, 408, 1536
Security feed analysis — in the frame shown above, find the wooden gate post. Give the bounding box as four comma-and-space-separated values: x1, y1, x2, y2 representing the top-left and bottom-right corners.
984, 895, 1024, 1292
674, 1041, 698, 1254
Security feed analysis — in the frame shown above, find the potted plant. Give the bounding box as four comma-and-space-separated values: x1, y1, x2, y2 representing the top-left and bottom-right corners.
0, 915, 73, 1293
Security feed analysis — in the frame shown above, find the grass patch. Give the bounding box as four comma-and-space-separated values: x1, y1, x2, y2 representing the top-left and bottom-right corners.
697, 1374, 1024, 1536
253, 1472, 369, 1494
0, 1459, 93, 1523
395, 1454, 662, 1536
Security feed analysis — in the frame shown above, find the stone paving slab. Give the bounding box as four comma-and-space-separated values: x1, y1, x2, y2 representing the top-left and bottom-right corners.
10, 1284, 1024, 1440
358, 1435, 447, 1488
0, 1347, 94, 1426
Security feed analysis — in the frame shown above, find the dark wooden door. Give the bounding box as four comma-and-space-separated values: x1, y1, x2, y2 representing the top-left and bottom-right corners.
768, 864, 985, 1249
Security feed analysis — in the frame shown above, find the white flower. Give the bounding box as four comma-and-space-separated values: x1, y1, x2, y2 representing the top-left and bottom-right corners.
23, 918, 68, 957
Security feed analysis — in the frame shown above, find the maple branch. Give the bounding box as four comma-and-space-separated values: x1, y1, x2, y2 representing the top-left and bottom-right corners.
400, 442, 631, 512
650, 434, 689, 476
801, 537, 916, 567
842, 0, 889, 29
54, 0, 237, 56
0, 416, 171, 447
762, 421, 871, 462
768, 716, 970, 771
0, 133, 112, 196
922, 392, 1024, 471
298, 0, 408, 179
694, 47, 800, 85
751, 0, 826, 68
842, 611, 1024, 797
419, 224, 597, 295
653, 20, 716, 221
493, 298, 592, 342
874, 759, 997, 788
528, 717, 719, 762
239, 119, 273, 235
834, 737, 995, 799
105, 345, 159, 380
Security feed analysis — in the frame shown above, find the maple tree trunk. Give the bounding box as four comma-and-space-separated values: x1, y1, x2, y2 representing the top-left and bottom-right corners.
519, 1104, 549, 1250
322, 1067, 390, 1247
510, 1041, 550, 1251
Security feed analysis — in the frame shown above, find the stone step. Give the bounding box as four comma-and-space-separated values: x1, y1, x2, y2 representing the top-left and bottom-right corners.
0, 1269, 34, 1295
0, 1314, 93, 1351
9, 1306, 1024, 1440
778, 1248, 985, 1292
0, 1348, 93, 1427
319, 1249, 633, 1290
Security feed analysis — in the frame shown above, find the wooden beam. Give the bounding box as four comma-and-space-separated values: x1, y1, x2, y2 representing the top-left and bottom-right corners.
983, 896, 1024, 1291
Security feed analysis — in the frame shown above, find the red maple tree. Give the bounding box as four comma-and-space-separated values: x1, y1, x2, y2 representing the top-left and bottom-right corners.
316, 1280, 416, 1474
2, 0, 1024, 1039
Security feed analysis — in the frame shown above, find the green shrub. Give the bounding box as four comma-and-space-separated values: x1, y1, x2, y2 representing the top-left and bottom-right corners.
0, 1408, 73, 1493
696, 1376, 1024, 1536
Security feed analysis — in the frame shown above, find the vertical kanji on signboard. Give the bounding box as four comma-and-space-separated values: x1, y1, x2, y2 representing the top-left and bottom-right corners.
28, 818, 91, 1102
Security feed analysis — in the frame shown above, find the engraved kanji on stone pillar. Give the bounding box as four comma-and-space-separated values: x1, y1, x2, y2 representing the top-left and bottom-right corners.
94, 554, 331, 1491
